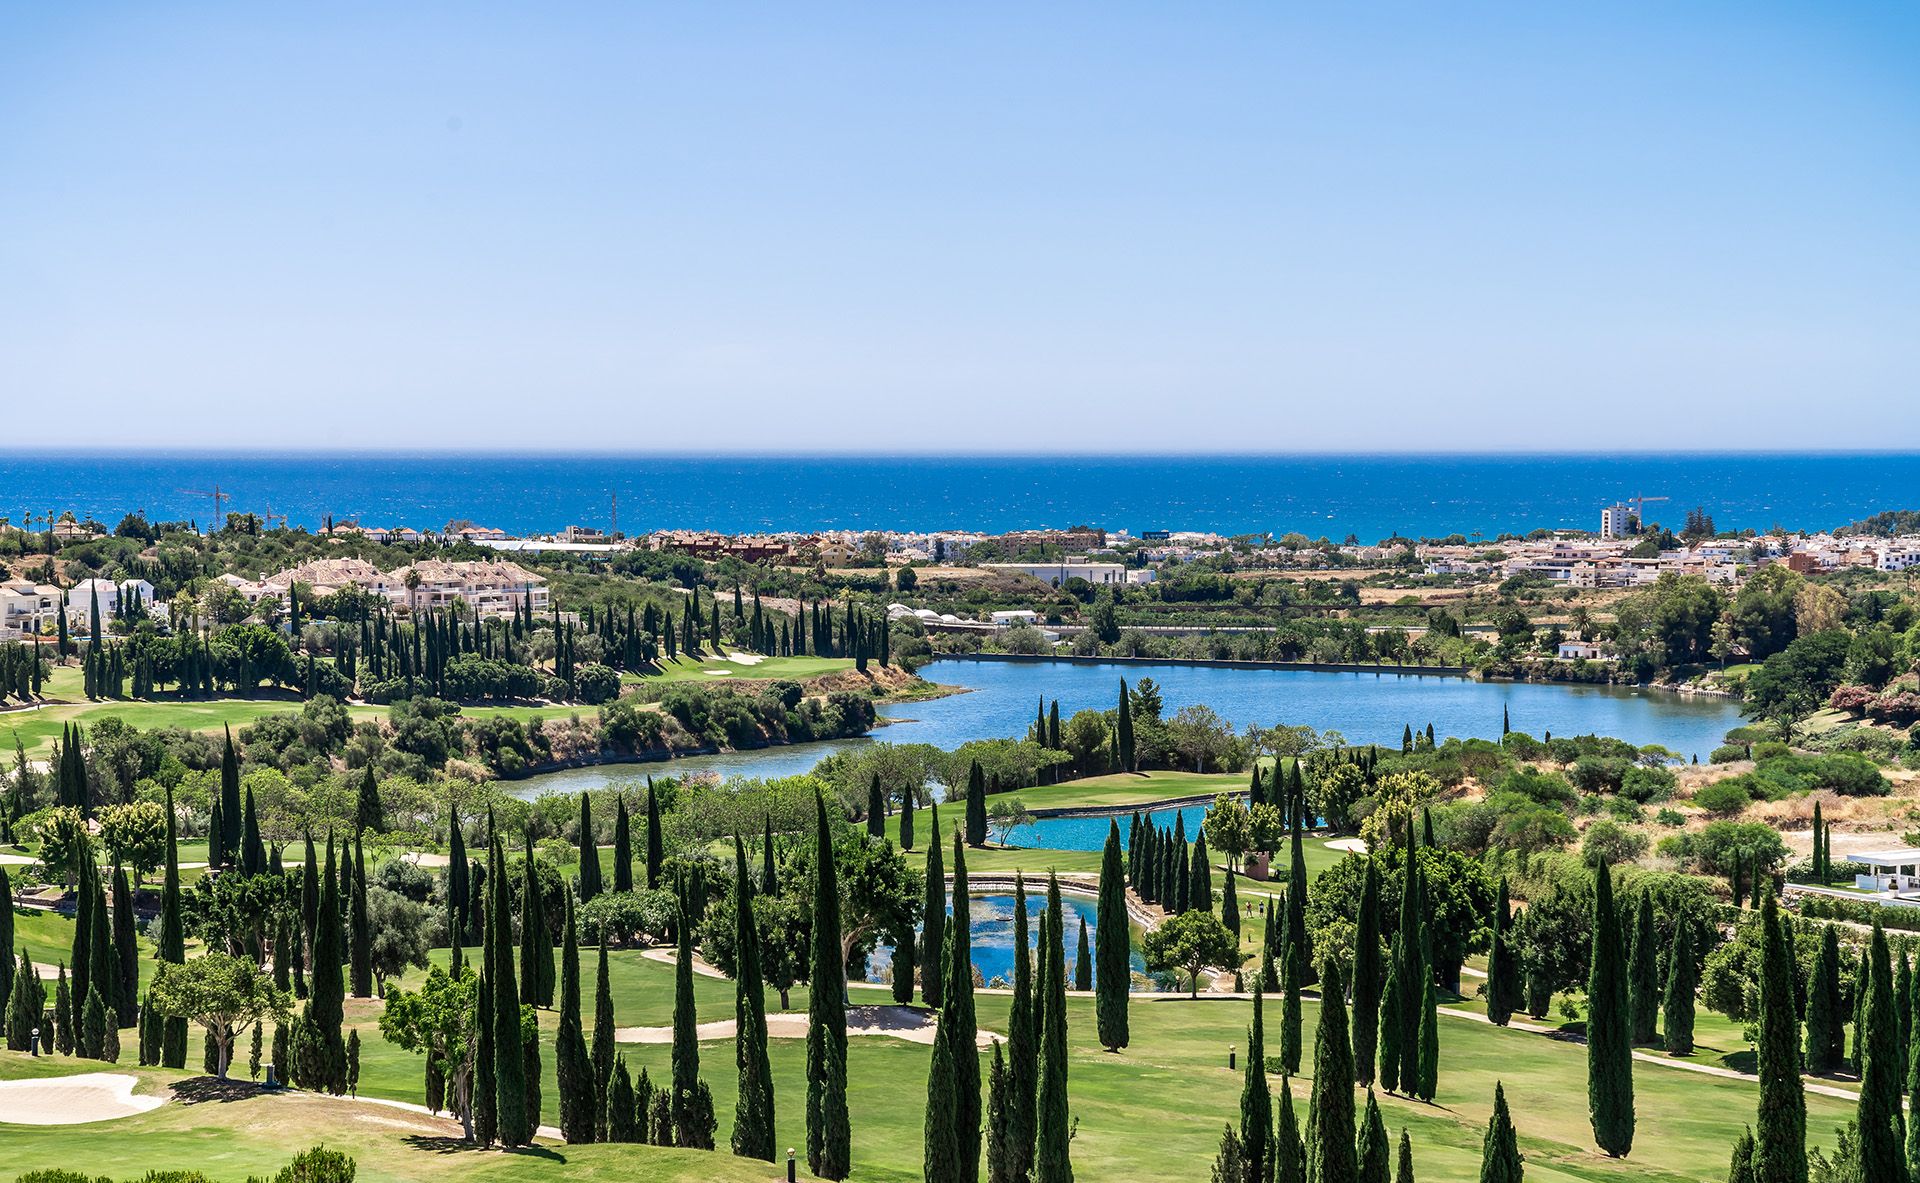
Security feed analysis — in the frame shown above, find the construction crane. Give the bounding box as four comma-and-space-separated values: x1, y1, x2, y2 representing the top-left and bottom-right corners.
1627, 494, 1669, 521
177, 485, 229, 530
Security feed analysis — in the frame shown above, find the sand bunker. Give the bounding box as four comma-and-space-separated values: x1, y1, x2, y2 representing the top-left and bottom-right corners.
0, 1072, 167, 1124
617, 1004, 997, 1049
1324, 837, 1368, 853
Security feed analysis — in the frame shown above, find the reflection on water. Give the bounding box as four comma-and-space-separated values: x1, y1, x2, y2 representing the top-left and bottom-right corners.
508, 657, 1744, 800
864, 892, 1148, 991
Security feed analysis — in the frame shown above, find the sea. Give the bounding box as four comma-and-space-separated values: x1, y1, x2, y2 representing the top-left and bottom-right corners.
3, 451, 1916, 541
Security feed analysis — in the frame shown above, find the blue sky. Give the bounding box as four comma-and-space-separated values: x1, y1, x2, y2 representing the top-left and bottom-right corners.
3, 3, 1916, 451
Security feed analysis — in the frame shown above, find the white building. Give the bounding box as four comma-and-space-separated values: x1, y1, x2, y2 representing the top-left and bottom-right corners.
0, 580, 62, 639
980, 560, 1153, 586
1600, 504, 1633, 540
1556, 639, 1615, 661
66, 578, 154, 621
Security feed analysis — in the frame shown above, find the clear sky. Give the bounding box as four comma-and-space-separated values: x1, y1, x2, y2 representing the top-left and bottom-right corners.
3, 3, 1916, 451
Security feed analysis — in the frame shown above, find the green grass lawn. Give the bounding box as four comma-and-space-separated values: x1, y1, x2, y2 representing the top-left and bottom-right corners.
1, 944, 1858, 1183
638, 654, 855, 683
1009, 769, 1253, 812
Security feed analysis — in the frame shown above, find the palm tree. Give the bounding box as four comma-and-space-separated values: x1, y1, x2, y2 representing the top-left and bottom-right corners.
404, 568, 422, 615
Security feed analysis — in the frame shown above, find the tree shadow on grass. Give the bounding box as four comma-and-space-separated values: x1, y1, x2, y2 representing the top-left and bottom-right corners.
402, 1136, 564, 1162
171, 1077, 273, 1106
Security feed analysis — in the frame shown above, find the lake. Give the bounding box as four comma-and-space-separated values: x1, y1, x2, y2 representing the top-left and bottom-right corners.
509, 657, 1745, 797
862, 891, 1148, 991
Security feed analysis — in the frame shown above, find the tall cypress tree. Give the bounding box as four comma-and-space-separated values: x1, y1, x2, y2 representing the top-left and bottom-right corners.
901, 780, 917, 851
1115, 678, 1134, 773
645, 780, 663, 890
1753, 892, 1805, 1183
966, 760, 988, 847
241, 786, 266, 877
159, 786, 187, 1068
303, 836, 347, 1094
1662, 919, 1698, 1057
612, 796, 633, 894
1359, 1090, 1390, 1183
1281, 918, 1304, 1076
555, 893, 595, 1143
1856, 923, 1904, 1183
1241, 990, 1273, 1183
219, 725, 242, 857
1586, 862, 1634, 1157
490, 836, 531, 1146
806, 794, 850, 1179
592, 941, 615, 1140
1095, 819, 1130, 1051
1480, 1083, 1522, 1183
1007, 873, 1037, 1183
1395, 1130, 1415, 1183
922, 806, 947, 1009
731, 836, 776, 1160
1287, 798, 1311, 976
1353, 859, 1384, 1084
1803, 924, 1842, 1073
1385, 830, 1426, 1094
1628, 891, 1658, 1045
521, 830, 555, 1008
670, 909, 706, 1147
577, 793, 603, 902
110, 864, 137, 1028
349, 830, 372, 997
1415, 979, 1439, 1102
1307, 959, 1356, 1183
1485, 877, 1518, 1028
448, 810, 468, 976
867, 775, 887, 840
1275, 1081, 1305, 1183
355, 765, 383, 834
1035, 874, 1074, 1183
925, 1003, 962, 1183
945, 835, 982, 1183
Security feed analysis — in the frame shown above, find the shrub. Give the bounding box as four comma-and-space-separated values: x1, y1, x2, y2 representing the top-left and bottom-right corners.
251, 1146, 356, 1183
1708, 744, 1749, 764
1569, 756, 1630, 795
1654, 808, 1685, 828
1620, 765, 1677, 803
1581, 820, 1649, 867
1751, 741, 1792, 761
1692, 779, 1753, 816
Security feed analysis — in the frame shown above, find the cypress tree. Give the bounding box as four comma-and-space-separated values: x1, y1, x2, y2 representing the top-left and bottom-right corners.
577, 793, 603, 902
219, 725, 242, 857
1803, 925, 1842, 1073
1222, 868, 1240, 937
901, 780, 917, 850
1035, 874, 1073, 1183
159, 785, 187, 1068
1307, 959, 1356, 1183
1415, 979, 1439, 1102
670, 909, 706, 1147
592, 941, 615, 1139
945, 835, 982, 1182
986, 1041, 1011, 1183
355, 765, 383, 834
71, 850, 93, 1013
1856, 923, 1904, 1183
1480, 1083, 1522, 1183
1191, 834, 1214, 916
731, 836, 776, 1160
1730, 1129, 1758, 1183
110, 864, 137, 1028
304, 836, 347, 1093
1906, 962, 1920, 1178
85, 864, 118, 1053
606, 1056, 639, 1142
556, 893, 595, 1143
1007, 873, 1037, 1183
1095, 819, 1131, 1051
490, 836, 531, 1146
762, 812, 778, 895
1241, 989, 1272, 1183
1811, 801, 1825, 883
1385, 830, 1425, 1095
82, 986, 108, 1062
54, 964, 73, 1055
966, 760, 988, 847
922, 805, 946, 1009
645, 780, 663, 889
806, 794, 851, 1180
1485, 877, 1518, 1028
1359, 1091, 1390, 1183
1282, 923, 1304, 1076
925, 1004, 962, 1183
1586, 861, 1634, 1156
1276, 1081, 1305, 1183
868, 775, 887, 840
1628, 891, 1658, 1045
241, 786, 265, 877
1752, 891, 1805, 1183
1287, 801, 1311, 977
1115, 678, 1135, 772
1395, 1129, 1415, 1183
1074, 918, 1091, 992
0, 868, 11, 1020
1353, 859, 1384, 1084
612, 796, 633, 894
521, 830, 555, 1007
349, 830, 372, 997
1662, 919, 1698, 1057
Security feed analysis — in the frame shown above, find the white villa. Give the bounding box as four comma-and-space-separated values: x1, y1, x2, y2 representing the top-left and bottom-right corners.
1846, 848, 1920, 895
67, 578, 155, 620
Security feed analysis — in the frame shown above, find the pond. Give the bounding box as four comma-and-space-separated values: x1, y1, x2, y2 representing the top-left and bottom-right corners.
1017, 804, 1212, 853
863, 891, 1149, 991
508, 657, 1746, 798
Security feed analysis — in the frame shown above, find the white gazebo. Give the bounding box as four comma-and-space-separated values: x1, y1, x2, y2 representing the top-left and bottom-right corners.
1845, 848, 1920, 893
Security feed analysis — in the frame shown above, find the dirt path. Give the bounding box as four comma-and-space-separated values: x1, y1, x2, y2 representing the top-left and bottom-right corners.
616, 1003, 999, 1049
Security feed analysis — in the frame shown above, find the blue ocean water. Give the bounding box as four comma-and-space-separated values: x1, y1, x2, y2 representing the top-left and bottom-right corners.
3, 451, 1915, 540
